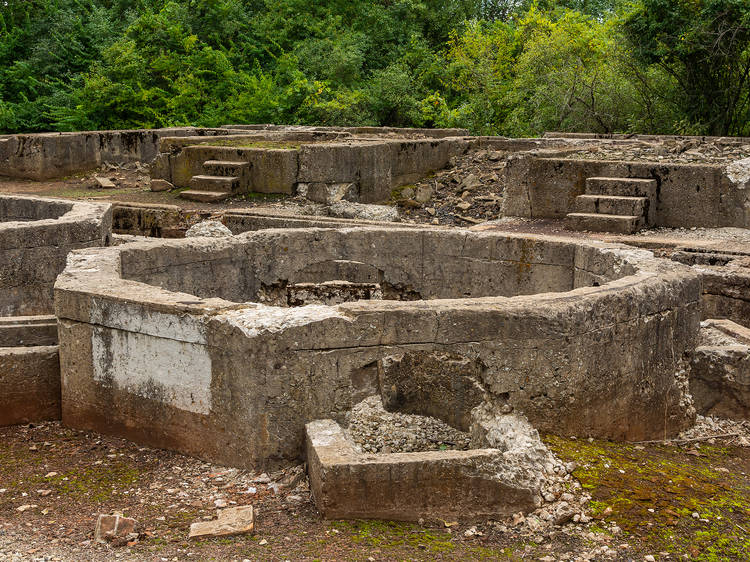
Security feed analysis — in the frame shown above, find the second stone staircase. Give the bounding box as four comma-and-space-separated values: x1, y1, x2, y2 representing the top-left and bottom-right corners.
180, 160, 249, 202
566, 177, 656, 234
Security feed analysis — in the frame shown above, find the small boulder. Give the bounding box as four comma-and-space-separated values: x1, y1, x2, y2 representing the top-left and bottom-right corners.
185, 220, 233, 238
150, 179, 173, 192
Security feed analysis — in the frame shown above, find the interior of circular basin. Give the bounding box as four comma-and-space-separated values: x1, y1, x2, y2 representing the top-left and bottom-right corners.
0, 197, 72, 222
118, 228, 638, 305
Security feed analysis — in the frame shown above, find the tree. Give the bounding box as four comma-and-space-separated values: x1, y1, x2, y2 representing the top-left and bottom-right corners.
623, 0, 750, 136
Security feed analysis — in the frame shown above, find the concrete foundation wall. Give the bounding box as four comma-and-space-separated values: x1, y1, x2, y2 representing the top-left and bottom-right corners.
0, 345, 60, 425
55, 230, 700, 469
692, 319, 750, 420
0, 127, 237, 180
116, 229, 633, 303
154, 136, 473, 202
503, 156, 750, 228
0, 196, 112, 316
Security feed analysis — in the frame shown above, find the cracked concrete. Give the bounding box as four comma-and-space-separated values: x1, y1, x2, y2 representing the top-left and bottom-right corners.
55, 227, 701, 469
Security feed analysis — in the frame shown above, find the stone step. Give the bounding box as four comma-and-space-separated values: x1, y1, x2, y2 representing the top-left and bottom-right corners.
585, 177, 657, 197
179, 190, 231, 203
189, 175, 239, 193
565, 212, 641, 234
574, 195, 647, 217
202, 160, 250, 176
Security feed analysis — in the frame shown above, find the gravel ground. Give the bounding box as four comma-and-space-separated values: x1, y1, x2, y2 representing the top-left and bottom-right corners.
564, 140, 750, 164
678, 415, 750, 447
344, 396, 471, 453
635, 226, 750, 245
0, 418, 747, 561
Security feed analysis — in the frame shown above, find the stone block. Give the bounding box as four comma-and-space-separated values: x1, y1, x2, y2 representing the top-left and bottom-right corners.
189, 506, 254, 538
94, 513, 137, 543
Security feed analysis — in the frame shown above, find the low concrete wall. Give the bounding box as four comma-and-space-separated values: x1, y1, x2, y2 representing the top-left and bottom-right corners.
306, 419, 537, 522
503, 155, 750, 228
0, 315, 60, 425
0, 195, 112, 316
544, 132, 750, 145
0, 345, 60, 425
0, 127, 237, 180
55, 229, 700, 469
154, 136, 473, 202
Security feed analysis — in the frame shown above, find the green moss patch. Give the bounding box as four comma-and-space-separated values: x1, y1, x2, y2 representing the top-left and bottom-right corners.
545, 435, 750, 560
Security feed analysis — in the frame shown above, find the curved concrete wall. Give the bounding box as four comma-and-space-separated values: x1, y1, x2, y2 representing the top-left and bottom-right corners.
0, 195, 112, 425
0, 195, 112, 316
55, 228, 701, 469
117, 229, 636, 302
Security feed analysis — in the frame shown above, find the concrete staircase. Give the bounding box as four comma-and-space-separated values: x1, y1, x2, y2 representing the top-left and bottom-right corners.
180, 160, 249, 202
566, 177, 656, 234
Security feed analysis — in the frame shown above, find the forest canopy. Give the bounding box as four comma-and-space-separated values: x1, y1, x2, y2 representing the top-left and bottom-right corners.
1, 0, 748, 136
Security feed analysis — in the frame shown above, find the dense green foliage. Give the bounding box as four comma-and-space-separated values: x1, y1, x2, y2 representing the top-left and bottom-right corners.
1, 0, 748, 136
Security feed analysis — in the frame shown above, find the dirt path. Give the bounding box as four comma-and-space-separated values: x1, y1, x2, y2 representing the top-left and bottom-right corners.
1, 422, 747, 561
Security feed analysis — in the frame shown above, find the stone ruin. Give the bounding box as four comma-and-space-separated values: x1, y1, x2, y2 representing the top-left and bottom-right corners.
0, 195, 111, 425
1, 125, 750, 522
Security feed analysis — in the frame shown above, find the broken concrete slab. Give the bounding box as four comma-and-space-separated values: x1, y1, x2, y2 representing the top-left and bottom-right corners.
692, 319, 750, 420
149, 179, 173, 192
94, 176, 116, 189
189, 506, 254, 538
94, 513, 137, 543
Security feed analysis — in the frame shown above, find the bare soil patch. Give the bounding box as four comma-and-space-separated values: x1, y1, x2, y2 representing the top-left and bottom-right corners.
1, 422, 747, 561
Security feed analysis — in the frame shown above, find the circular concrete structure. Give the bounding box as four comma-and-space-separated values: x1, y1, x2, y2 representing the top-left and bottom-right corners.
55, 227, 701, 468
0, 195, 111, 425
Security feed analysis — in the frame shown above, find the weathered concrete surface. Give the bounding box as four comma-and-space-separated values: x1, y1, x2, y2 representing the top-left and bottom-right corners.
0, 196, 110, 426
0, 195, 112, 316
0, 345, 60, 425
0, 128, 235, 180
693, 257, 750, 327
306, 419, 538, 522
503, 155, 750, 228
112, 203, 196, 238
156, 144, 300, 194
153, 136, 473, 202
221, 208, 419, 233
55, 228, 700, 468
692, 319, 750, 420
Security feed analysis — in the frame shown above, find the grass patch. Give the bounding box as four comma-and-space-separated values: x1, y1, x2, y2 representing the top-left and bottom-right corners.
330, 519, 455, 554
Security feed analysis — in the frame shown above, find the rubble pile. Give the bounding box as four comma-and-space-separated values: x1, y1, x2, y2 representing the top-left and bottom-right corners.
565, 140, 750, 164
344, 395, 472, 453
395, 149, 508, 226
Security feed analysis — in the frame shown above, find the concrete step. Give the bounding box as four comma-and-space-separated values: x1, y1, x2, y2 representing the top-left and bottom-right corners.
203, 160, 249, 176
565, 212, 641, 234
179, 190, 231, 203
574, 195, 647, 217
189, 175, 239, 193
585, 177, 657, 197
